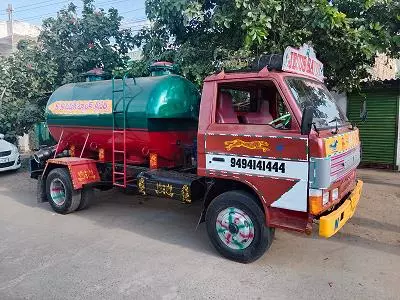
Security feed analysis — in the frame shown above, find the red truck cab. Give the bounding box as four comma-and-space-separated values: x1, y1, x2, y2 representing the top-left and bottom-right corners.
196, 45, 362, 261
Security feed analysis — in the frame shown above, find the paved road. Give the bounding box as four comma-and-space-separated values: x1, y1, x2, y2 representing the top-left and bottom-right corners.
0, 168, 399, 299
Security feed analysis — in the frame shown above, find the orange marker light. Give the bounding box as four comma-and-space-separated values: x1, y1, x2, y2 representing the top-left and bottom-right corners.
99, 148, 105, 162
309, 195, 323, 215
150, 153, 158, 169
309, 189, 323, 215
309, 189, 330, 215
70, 145, 75, 157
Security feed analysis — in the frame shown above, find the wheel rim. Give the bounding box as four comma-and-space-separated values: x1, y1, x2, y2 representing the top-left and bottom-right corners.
50, 178, 66, 206
216, 207, 255, 250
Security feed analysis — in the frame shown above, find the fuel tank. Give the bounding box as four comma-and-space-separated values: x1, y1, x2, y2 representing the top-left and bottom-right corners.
46, 74, 200, 167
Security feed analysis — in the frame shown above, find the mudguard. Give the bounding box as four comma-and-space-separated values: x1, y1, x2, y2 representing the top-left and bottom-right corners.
44, 157, 100, 190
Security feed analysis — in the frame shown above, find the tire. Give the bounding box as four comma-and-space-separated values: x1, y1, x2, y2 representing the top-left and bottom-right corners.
36, 175, 48, 203
205, 190, 273, 263
76, 186, 94, 211
46, 168, 81, 214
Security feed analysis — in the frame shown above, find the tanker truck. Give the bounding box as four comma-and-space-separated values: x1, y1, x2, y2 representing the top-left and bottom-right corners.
30, 46, 364, 263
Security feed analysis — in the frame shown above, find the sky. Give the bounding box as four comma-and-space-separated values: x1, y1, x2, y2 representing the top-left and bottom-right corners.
0, 0, 148, 30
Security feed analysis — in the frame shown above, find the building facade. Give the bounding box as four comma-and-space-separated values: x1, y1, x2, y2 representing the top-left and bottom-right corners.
0, 20, 40, 56
342, 55, 400, 170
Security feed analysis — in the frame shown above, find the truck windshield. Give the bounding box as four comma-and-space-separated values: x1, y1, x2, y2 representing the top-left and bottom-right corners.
286, 77, 348, 129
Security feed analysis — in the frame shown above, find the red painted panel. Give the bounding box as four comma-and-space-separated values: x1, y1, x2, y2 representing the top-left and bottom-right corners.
69, 162, 100, 189
241, 175, 298, 206
205, 133, 308, 161
49, 125, 197, 167
46, 157, 100, 189
206, 171, 298, 206
268, 207, 309, 232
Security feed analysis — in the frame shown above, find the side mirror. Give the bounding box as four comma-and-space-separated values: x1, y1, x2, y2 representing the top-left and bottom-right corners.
301, 106, 314, 135
0, 133, 4, 140
360, 100, 367, 122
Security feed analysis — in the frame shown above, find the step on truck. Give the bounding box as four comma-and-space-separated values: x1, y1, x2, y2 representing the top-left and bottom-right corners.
31, 45, 364, 263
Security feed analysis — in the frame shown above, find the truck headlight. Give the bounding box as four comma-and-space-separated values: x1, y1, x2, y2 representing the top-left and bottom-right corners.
322, 191, 329, 205
331, 188, 339, 201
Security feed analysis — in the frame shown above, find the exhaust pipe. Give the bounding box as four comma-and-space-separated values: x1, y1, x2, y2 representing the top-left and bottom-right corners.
33, 146, 56, 164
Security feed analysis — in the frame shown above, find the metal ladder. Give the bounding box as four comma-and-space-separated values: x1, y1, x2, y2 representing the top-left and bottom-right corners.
112, 75, 128, 187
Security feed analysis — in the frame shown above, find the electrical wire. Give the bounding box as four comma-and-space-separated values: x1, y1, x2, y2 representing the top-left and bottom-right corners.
14, 0, 72, 14
15, 5, 145, 22
14, 0, 64, 10
1, 0, 141, 16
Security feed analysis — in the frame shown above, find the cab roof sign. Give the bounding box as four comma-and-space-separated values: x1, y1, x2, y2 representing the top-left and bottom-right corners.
282, 44, 324, 82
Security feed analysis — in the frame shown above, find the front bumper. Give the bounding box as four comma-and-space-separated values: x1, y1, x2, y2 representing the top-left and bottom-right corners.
319, 180, 363, 238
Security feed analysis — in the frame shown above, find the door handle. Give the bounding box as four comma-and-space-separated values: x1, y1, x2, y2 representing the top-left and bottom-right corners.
212, 157, 225, 162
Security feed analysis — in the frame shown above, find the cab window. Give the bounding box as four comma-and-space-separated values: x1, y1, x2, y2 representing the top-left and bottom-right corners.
216, 80, 292, 130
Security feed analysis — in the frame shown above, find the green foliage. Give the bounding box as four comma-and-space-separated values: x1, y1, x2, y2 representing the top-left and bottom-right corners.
0, 0, 135, 141
0, 40, 57, 141
40, 0, 134, 85
114, 59, 150, 78
135, 0, 399, 90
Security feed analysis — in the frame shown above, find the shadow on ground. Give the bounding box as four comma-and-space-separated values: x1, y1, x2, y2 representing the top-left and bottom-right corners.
1, 169, 399, 259
0, 170, 215, 257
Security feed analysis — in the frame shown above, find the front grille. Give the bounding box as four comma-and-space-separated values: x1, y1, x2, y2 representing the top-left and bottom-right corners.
0, 150, 11, 157
0, 161, 14, 168
330, 146, 360, 181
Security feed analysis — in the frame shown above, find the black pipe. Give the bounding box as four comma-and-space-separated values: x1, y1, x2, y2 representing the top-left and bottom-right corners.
33, 146, 56, 164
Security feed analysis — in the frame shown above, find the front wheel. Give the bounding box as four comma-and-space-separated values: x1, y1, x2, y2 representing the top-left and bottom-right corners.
205, 190, 273, 263
46, 168, 81, 214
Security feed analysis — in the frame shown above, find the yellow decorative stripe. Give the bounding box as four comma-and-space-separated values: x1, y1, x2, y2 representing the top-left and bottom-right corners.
224, 139, 270, 152
138, 177, 146, 195
48, 100, 112, 115
181, 185, 191, 203
155, 182, 174, 197
324, 130, 360, 157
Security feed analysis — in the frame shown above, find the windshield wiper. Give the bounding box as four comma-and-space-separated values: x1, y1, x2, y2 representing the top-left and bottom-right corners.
328, 117, 341, 123
329, 117, 340, 134
312, 122, 320, 136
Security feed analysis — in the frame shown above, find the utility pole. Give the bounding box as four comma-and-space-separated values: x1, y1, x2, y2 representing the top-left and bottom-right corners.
6, 4, 13, 51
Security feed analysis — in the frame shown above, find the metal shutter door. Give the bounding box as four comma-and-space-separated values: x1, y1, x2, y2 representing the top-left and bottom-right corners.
347, 89, 398, 166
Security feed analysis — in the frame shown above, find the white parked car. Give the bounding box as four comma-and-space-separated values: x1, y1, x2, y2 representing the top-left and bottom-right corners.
0, 134, 21, 172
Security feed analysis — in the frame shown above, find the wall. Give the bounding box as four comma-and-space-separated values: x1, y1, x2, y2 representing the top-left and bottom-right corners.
0, 22, 7, 38
0, 21, 40, 56
397, 93, 400, 170
371, 54, 398, 81
0, 20, 40, 39
331, 92, 347, 115
17, 134, 30, 153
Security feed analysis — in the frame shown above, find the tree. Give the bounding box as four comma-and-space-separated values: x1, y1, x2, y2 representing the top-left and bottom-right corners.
0, 0, 135, 141
40, 0, 135, 85
0, 41, 57, 142
134, 0, 400, 90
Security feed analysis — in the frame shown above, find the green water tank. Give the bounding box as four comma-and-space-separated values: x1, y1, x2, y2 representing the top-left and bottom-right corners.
46, 75, 200, 130
45, 72, 200, 166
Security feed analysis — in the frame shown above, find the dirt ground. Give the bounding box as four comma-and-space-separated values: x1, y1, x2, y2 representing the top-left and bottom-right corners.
0, 168, 399, 300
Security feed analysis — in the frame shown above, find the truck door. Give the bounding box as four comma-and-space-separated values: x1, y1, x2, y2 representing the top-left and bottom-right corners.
202, 79, 309, 212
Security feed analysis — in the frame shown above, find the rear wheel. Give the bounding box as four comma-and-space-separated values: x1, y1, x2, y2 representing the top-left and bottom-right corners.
46, 168, 80, 214
36, 175, 47, 203
205, 190, 273, 263
76, 186, 94, 211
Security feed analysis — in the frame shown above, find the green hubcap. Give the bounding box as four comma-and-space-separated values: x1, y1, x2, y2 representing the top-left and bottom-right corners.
216, 207, 255, 250
50, 178, 66, 206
